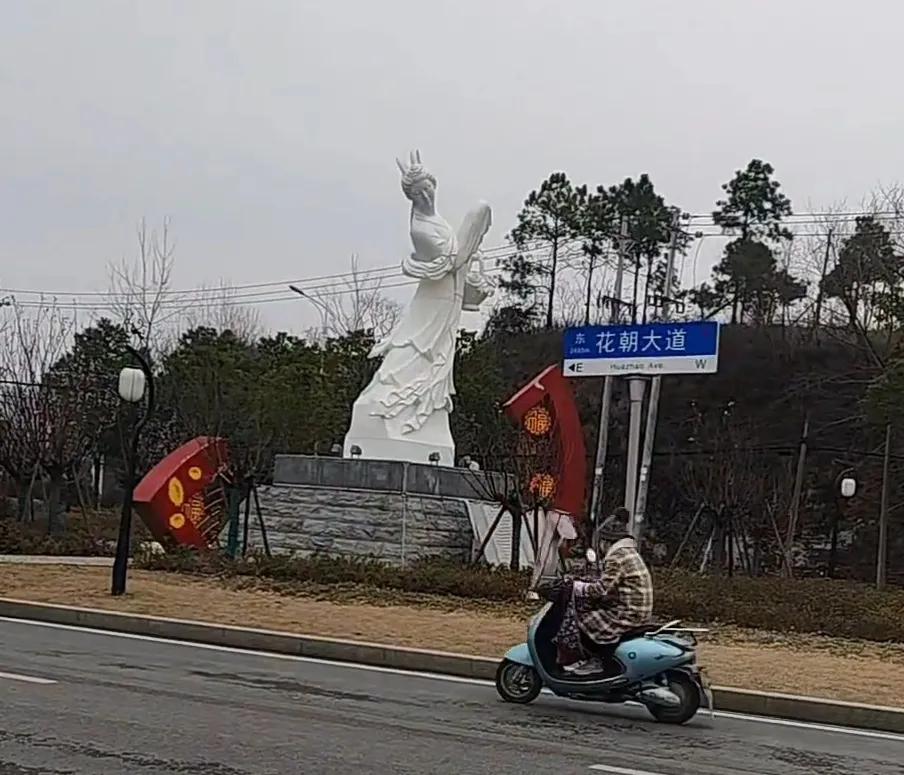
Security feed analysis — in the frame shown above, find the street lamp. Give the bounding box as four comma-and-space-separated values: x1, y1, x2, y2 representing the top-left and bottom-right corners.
828, 467, 856, 579
111, 346, 155, 597
840, 477, 856, 499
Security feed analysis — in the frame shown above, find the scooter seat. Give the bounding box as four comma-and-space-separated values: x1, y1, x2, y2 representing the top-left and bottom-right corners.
580, 625, 659, 655
617, 624, 659, 642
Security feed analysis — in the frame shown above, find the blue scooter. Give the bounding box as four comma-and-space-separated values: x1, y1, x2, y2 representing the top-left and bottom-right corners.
496, 558, 713, 725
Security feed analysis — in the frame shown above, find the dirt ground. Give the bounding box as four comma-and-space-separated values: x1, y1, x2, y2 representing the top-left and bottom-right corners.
1, 564, 902, 707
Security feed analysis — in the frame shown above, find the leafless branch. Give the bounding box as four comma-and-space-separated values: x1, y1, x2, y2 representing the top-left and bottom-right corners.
178, 280, 263, 343
297, 254, 402, 340
108, 217, 179, 359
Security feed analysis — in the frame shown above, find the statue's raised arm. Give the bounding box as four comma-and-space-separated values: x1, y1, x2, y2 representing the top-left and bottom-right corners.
342, 151, 495, 465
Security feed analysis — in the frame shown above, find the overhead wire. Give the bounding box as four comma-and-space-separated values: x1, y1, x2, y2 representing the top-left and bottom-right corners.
5, 208, 904, 312
0, 239, 527, 302
3, 236, 645, 312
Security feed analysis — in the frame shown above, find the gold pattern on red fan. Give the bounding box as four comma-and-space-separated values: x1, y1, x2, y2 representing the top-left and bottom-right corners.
529, 472, 557, 499
523, 405, 553, 437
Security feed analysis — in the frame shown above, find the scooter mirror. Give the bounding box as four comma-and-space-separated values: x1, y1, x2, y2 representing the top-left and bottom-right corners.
585, 548, 597, 563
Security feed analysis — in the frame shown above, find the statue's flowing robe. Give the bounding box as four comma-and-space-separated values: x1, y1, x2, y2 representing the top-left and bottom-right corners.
358, 204, 492, 435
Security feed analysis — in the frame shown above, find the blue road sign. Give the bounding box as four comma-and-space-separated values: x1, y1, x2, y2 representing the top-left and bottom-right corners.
563, 321, 720, 377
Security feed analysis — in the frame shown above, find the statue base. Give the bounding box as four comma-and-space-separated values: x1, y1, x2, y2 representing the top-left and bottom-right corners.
247, 455, 534, 566
343, 399, 455, 466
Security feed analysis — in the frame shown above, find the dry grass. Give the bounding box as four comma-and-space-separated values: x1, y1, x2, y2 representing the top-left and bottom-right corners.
1, 564, 902, 707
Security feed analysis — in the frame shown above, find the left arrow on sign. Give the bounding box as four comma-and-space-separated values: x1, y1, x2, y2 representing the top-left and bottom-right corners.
567, 363, 583, 373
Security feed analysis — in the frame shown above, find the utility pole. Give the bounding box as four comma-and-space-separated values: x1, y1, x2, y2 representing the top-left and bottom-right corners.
812, 229, 833, 330
613, 219, 627, 320
588, 219, 629, 529
631, 212, 681, 541
783, 415, 810, 576
877, 423, 892, 591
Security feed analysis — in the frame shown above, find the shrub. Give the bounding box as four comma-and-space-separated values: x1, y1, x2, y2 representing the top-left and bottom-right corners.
0, 517, 114, 556
655, 570, 904, 642
135, 551, 904, 643
138, 550, 531, 601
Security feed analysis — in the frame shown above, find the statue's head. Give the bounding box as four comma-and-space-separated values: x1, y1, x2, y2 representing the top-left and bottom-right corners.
397, 150, 436, 214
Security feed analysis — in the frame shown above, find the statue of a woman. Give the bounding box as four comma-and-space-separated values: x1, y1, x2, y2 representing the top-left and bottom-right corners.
343, 151, 495, 465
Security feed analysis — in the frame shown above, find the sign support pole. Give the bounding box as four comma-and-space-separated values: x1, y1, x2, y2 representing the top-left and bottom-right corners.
632, 212, 681, 542
624, 376, 647, 525
588, 218, 629, 529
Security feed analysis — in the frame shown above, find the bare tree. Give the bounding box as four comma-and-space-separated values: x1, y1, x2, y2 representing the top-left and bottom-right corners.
555, 258, 614, 327
108, 217, 180, 359
674, 399, 801, 576
293, 254, 401, 340
0, 300, 120, 529
179, 280, 263, 343
0, 301, 72, 523
553, 274, 588, 327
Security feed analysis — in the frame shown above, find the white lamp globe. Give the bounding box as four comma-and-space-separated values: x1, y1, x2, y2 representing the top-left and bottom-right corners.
118, 367, 146, 403
840, 477, 856, 498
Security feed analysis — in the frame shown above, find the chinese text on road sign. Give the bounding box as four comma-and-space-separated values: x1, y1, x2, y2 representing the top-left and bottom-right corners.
563, 321, 720, 377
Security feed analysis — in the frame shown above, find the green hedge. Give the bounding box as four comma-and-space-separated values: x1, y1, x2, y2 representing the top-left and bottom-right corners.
655, 570, 904, 643
139, 551, 530, 602
137, 551, 904, 643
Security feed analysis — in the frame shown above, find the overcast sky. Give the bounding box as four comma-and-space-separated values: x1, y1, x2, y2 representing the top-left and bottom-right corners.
3, 0, 904, 333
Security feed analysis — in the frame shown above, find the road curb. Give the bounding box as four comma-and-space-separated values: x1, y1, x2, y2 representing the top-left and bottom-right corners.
1, 597, 902, 734
0, 556, 114, 566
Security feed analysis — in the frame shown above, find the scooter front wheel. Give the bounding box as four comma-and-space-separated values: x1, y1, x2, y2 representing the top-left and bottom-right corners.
495, 659, 542, 704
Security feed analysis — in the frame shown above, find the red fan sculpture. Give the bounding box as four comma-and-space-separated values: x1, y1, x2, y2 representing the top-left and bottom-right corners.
133, 436, 231, 549
503, 364, 587, 520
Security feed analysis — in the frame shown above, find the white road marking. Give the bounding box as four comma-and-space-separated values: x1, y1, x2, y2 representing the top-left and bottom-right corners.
710, 708, 904, 740
589, 765, 665, 775
0, 670, 56, 685
1, 615, 903, 742
0, 616, 486, 686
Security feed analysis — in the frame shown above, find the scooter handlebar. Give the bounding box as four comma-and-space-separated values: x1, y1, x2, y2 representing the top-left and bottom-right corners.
533, 576, 572, 602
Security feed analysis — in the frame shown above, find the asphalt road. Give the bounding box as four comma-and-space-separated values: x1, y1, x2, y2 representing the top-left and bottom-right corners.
1, 618, 902, 775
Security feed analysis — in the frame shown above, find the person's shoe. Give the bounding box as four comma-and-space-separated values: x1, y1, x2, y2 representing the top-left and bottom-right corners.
565, 658, 604, 676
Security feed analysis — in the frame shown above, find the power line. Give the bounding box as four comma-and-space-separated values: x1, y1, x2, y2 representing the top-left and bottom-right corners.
5, 257, 647, 314
0, 240, 527, 302
686, 209, 904, 223
5, 208, 902, 302
4, 208, 903, 312
8, 280, 417, 312
2, 239, 637, 313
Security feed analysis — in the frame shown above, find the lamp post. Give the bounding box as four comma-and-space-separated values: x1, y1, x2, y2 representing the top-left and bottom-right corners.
828, 467, 856, 579
111, 346, 154, 597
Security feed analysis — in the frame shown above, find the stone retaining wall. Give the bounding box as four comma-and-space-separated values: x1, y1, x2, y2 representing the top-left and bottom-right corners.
249, 455, 505, 563
251, 483, 478, 563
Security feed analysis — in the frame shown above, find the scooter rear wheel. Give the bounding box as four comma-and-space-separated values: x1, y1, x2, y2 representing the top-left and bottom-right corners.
647, 671, 701, 725
495, 659, 542, 704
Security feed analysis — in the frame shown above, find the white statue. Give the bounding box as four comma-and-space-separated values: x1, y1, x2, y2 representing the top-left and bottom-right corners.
343, 151, 495, 465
